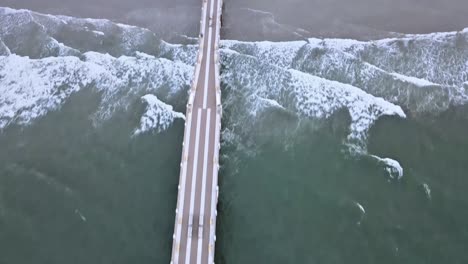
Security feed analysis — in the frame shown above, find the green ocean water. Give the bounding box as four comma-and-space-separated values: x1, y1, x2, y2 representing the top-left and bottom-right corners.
1, 86, 468, 263
216, 106, 468, 264
0, 90, 182, 263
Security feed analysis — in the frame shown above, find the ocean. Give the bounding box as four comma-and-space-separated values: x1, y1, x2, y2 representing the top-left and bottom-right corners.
0, 4, 468, 264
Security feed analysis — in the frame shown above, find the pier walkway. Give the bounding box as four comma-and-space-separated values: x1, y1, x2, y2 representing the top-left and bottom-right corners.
170, 0, 223, 263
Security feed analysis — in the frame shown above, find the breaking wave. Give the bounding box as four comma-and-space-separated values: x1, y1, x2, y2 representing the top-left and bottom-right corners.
1, 7, 468, 179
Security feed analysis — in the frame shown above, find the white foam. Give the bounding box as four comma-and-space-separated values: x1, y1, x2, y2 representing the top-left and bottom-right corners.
371, 155, 404, 180
159, 41, 198, 66
355, 31, 468, 88
133, 94, 185, 135
308, 37, 367, 52
289, 69, 406, 149
353, 201, 366, 225
75, 209, 87, 222
82, 52, 192, 122
0, 7, 26, 16
241, 7, 273, 16
0, 55, 89, 129
221, 49, 406, 153
222, 39, 307, 68
249, 96, 285, 117
54, 14, 147, 34
0, 39, 10, 55
422, 183, 432, 200
390, 72, 438, 87
0, 52, 192, 132
92, 30, 105, 36
135, 51, 156, 59
0, 8, 191, 132
354, 201, 366, 214
221, 34, 468, 115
